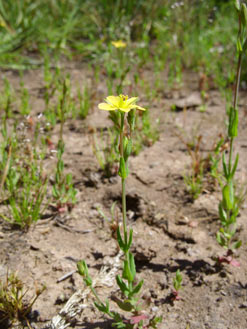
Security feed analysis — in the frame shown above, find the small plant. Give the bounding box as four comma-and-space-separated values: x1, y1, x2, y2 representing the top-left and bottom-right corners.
0, 137, 13, 198
168, 49, 183, 88
132, 110, 159, 156
177, 130, 226, 199
78, 95, 161, 328
96, 201, 119, 239
77, 85, 91, 119
91, 128, 119, 178
216, 0, 247, 266
176, 132, 205, 200
2, 161, 48, 230
43, 55, 61, 107
184, 170, 203, 201
19, 79, 30, 116
0, 120, 48, 230
52, 79, 77, 211
0, 271, 45, 328
208, 135, 225, 183
0, 77, 14, 123
171, 270, 183, 302
52, 140, 77, 211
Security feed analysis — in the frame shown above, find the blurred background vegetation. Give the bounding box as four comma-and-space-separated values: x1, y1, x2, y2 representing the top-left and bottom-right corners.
0, 0, 242, 87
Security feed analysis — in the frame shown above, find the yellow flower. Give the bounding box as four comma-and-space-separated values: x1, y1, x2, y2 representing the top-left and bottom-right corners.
111, 40, 127, 48
98, 95, 146, 113
0, 19, 6, 28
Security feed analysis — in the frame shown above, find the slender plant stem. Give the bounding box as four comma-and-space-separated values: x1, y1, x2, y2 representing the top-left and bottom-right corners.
229, 14, 243, 173
122, 178, 127, 245
0, 141, 12, 195
225, 10, 243, 253
59, 80, 67, 143
233, 53, 242, 110
119, 112, 128, 245
228, 138, 234, 175
91, 286, 103, 305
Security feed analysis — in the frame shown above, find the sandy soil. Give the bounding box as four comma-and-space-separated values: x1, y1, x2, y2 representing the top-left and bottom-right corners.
0, 65, 247, 329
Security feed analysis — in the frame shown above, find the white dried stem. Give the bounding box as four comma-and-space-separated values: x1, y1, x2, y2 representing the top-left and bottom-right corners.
48, 252, 122, 329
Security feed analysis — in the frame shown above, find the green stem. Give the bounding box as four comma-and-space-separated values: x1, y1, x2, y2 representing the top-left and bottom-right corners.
228, 14, 242, 174
119, 112, 128, 245
229, 53, 242, 174
91, 286, 103, 305
228, 138, 233, 175
226, 209, 231, 249
122, 177, 128, 245
225, 11, 243, 253
233, 53, 242, 110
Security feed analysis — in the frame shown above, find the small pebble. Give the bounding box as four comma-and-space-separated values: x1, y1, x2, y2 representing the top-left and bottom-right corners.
55, 293, 69, 305
151, 306, 159, 312
239, 302, 247, 308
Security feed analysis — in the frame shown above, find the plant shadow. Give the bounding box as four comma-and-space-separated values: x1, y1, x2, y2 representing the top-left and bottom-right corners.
76, 319, 114, 329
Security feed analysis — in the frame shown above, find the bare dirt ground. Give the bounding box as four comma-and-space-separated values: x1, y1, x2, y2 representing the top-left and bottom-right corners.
0, 65, 247, 329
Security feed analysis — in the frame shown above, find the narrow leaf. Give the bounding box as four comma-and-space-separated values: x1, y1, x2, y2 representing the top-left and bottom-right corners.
232, 240, 242, 249
129, 252, 136, 281
131, 279, 144, 296
222, 152, 228, 178
116, 275, 129, 296
127, 228, 133, 250
117, 226, 125, 251
230, 153, 239, 179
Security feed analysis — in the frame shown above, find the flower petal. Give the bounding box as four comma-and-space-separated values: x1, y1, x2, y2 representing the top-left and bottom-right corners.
98, 102, 116, 111
130, 105, 146, 111
119, 107, 131, 113
136, 105, 146, 111
125, 97, 138, 107
111, 40, 126, 48
106, 96, 121, 107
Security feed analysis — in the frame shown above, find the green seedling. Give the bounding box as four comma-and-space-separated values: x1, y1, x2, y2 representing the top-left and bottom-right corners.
43, 59, 63, 129
44, 105, 57, 130
216, 0, 247, 267
77, 85, 91, 119
0, 137, 13, 199
168, 49, 183, 88
52, 140, 77, 212
132, 110, 159, 156
52, 78, 77, 211
91, 128, 119, 178
208, 135, 226, 184
171, 270, 183, 302
184, 170, 203, 201
0, 77, 14, 122
97, 201, 119, 239
43, 54, 61, 107
176, 132, 205, 200
19, 79, 30, 116
177, 130, 226, 199
176, 129, 226, 200
2, 161, 47, 230
0, 271, 45, 328
0, 109, 48, 229
56, 75, 75, 124
78, 94, 161, 328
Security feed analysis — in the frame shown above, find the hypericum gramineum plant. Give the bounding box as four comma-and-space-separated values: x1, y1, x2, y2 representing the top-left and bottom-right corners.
52, 79, 77, 211
78, 95, 162, 328
171, 270, 183, 302
216, 0, 247, 266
